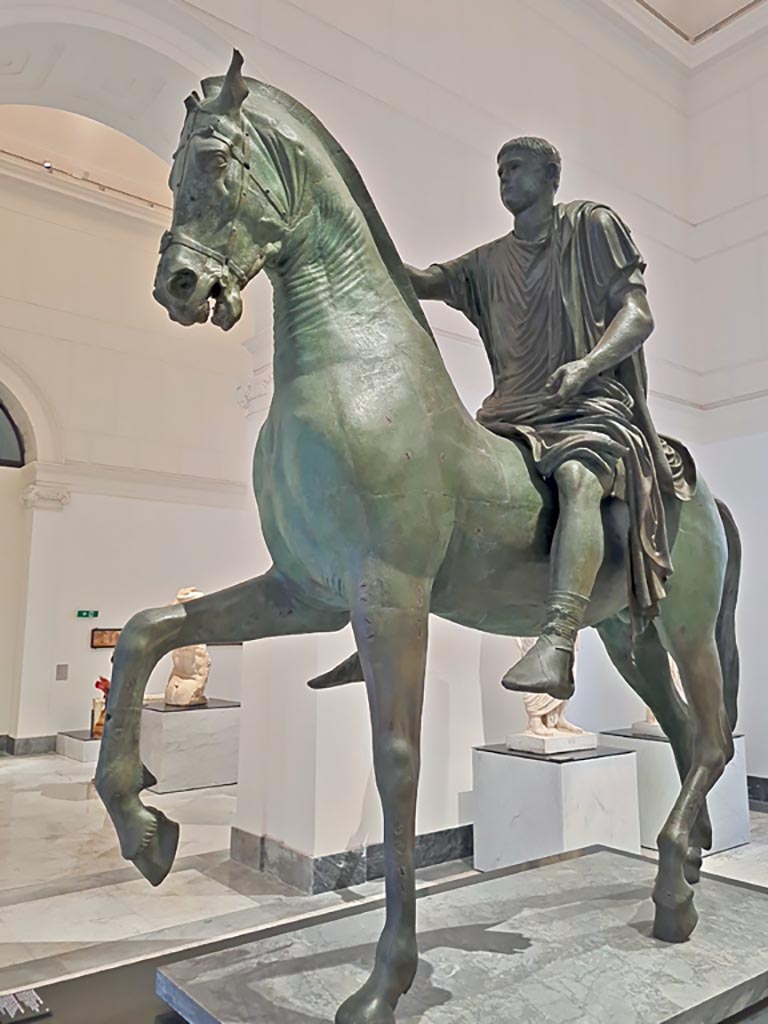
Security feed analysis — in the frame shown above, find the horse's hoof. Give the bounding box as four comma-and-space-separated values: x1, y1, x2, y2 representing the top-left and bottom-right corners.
653, 896, 699, 943
684, 848, 703, 885
131, 808, 179, 886
501, 636, 574, 700
335, 992, 395, 1024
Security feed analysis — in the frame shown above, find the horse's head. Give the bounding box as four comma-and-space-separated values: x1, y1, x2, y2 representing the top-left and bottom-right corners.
154, 51, 297, 330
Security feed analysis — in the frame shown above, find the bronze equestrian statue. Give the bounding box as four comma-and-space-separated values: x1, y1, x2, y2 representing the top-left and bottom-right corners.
95, 52, 741, 1024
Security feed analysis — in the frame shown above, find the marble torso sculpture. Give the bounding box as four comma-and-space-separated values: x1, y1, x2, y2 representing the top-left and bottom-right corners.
164, 587, 211, 706
95, 52, 742, 1023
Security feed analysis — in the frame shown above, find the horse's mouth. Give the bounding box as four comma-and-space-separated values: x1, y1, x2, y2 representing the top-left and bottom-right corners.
209, 278, 242, 330
158, 277, 243, 330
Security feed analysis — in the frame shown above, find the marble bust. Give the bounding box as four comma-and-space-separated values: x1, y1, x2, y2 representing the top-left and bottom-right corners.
164, 587, 212, 706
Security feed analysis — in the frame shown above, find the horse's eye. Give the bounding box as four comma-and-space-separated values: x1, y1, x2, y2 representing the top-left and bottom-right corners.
198, 149, 229, 173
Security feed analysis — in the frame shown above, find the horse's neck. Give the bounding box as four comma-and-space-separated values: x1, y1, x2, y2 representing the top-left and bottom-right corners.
267, 194, 455, 397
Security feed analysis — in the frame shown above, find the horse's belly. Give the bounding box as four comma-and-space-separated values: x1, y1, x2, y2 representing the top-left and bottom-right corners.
432, 496, 630, 634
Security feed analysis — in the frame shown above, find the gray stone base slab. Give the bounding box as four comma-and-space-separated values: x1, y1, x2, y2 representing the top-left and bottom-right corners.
158, 847, 768, 1024
230, 824, 473, 894
6, 735, 56, 756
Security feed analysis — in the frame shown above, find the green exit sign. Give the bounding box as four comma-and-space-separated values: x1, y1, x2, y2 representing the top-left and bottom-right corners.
77, 610, 99, 619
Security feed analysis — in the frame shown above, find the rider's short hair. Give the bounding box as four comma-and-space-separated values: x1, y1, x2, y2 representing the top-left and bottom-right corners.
497, 137, 561, 191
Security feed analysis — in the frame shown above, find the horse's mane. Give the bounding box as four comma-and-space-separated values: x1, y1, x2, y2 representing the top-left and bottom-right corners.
201, 75, 434, 340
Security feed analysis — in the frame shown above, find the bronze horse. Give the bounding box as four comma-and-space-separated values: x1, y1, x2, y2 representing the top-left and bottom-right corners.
95, 52, 740, 1024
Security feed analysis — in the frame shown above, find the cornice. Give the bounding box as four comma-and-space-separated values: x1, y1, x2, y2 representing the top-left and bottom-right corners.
19, 460, 250, 510
0, 150, 171, 228
588, 0, 768, 68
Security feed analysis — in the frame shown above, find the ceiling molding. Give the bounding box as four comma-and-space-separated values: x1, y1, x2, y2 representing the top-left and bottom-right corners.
638, 1, 768, 43
591, 0, 768, 66
22, 460, 250, 510
0, 149, 170, 227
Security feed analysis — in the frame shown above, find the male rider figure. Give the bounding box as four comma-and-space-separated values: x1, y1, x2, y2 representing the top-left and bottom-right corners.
408, 137, 693, 699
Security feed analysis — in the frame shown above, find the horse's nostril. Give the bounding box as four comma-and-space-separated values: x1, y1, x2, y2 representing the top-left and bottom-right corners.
168, 268, 198, 299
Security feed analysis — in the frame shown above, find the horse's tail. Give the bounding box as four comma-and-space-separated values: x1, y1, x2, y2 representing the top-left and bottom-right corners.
715, 497, 741, 731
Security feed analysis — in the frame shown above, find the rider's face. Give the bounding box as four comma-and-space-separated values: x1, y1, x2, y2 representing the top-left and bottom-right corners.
498, 151, 553, 215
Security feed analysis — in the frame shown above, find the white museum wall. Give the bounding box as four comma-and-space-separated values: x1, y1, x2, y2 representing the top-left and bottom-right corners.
695, 432, 767, 778
0, 173, 252, 482
13, 491, 266, 740
685, 34, 768, 436
0, 468, 28, 736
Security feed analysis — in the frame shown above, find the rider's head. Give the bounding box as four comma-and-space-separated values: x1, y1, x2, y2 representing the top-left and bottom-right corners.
497, 137, 561, 215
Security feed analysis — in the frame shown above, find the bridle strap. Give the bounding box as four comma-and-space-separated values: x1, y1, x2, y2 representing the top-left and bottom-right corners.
164, 110, 289, 283
159, 229, 251, 286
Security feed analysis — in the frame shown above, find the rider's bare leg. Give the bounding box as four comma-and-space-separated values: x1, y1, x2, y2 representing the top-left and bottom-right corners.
502, 460, 608, 698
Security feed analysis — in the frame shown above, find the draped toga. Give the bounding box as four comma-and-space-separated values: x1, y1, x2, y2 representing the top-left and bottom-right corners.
434, 200, 695, 632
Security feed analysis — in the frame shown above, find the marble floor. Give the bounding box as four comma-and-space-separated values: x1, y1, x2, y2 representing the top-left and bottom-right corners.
0, 753, 766, 1007
0, 754, 473, 995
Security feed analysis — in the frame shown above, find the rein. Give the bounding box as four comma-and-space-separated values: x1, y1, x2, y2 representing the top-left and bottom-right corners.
162, 108, 290, 286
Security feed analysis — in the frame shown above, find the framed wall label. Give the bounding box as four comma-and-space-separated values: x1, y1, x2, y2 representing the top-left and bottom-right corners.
90, 628, 121, 649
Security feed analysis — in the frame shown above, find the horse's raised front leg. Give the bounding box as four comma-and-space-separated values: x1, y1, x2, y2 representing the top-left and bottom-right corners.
95, 569, 348, 885
336, 569, 430, 1024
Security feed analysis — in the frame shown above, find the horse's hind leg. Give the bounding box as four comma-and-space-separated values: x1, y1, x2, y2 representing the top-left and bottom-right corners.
336, 569, 430, 1024
649, 622, 732, 942
95, 570, 347, 886
596, 618, 707, 883
649, 494, 734, 943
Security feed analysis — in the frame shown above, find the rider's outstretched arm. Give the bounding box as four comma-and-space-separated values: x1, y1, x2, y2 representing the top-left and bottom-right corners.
404, 264, 452, 302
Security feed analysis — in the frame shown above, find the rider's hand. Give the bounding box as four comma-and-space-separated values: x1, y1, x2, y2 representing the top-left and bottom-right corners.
545, 360, 592, 403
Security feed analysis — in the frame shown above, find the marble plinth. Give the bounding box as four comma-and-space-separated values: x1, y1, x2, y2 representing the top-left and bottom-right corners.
140, 699, 240, 794
506, 730, 597, 754
56, 729, 100, 763
158, 847, 768, 1024
472, 745, 640, 872
632, 719, 666, 739
600, 730, 750, 854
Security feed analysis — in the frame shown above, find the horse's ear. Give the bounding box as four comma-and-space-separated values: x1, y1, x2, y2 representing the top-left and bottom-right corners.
184, 91, 201, 113
208, 49, 249, 116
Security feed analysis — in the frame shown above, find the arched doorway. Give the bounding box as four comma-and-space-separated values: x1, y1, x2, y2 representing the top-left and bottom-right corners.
0, 400, 24, 467
0, 392, 30, 742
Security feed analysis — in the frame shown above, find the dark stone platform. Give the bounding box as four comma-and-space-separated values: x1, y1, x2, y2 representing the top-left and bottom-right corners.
476, 741, 635, 763
142, 697, 240, 713
157, 848, 768, 1023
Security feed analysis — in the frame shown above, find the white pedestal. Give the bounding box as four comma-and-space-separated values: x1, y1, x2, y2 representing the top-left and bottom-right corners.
506, 731, 597, 755
56, 729, 101, 763
631, 720, 665, 739
140, 699, 240, 794
472, 745, 641, 872
599, 730, 750, 855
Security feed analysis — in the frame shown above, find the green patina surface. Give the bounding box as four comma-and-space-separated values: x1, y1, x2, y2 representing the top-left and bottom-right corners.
94, 52, 742, 1024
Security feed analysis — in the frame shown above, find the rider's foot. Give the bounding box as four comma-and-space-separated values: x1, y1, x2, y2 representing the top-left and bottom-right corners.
501, 635, 574, 700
